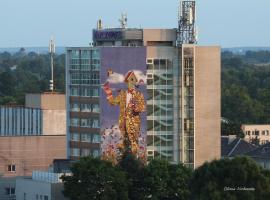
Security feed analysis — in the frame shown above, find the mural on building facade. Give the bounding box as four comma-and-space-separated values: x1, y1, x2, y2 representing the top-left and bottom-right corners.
100, 47, 147, 163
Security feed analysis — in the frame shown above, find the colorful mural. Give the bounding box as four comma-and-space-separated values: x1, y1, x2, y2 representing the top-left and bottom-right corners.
100, 47, 147, 163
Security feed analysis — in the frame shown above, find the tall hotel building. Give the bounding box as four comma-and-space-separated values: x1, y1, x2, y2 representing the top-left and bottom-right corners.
66, 1, 220, 168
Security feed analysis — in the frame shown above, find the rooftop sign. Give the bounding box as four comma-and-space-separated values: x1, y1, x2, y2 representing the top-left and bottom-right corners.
93, 30, 123, 41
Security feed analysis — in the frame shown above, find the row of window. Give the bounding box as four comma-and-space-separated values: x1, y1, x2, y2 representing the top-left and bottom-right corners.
70, 148, 100, 157
5, 187, 15, 196
0, 108, 42, 136
70, 64, 100, 71
70, 87, 99, 97
245, 130, 270, 136
70, 49, 100, 59
147, 120, 173, 131
70, 59, 100, 65
147, 150, 173, 162
146, 59, 173, 70
70, 103, 100, 113
70, 118, 100, 128
71, 132, 100, 143
70, 72, 100, 85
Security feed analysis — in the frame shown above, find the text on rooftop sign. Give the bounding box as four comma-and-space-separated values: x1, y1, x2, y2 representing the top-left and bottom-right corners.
93, 30, 123, 41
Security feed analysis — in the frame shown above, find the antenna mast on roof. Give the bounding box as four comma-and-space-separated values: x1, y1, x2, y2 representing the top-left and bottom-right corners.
49, 36, 55, 92
177, 0, 197, 46
119, 13, 128, 29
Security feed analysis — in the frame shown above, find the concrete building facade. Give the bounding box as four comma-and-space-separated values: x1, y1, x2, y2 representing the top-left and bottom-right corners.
0, 135, 66, 177
0, 93, 66, 136
0, 93, 67, 177
16, 171, 69, 200
66, 28, 221, 168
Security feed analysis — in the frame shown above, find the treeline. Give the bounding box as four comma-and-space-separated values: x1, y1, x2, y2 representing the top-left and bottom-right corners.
62, 156, 270, 200
222, 51, 270, 129
0, 48, 65, 105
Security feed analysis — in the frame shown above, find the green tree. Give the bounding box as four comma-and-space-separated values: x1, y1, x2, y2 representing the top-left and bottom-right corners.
190, 157, 270, 200
0, 71, 15, 97
117, 154, 146, 200
61, 157, 128, 200
143, 159, 192, 200
221, 120, 244, 138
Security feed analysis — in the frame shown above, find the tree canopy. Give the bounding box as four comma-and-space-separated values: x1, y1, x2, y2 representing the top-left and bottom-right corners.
62, 156, 192, 200
0, 50, 65, 105
190, 157, 270, 200
61, 157, 128, 200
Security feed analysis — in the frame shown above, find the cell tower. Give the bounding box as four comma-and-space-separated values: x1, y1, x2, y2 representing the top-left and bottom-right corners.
49, 36, 55, 92
177, 0, 197, 45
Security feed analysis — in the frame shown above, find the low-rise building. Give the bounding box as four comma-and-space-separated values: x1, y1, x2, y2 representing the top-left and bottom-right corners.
0, 135, 66, 177
0, 93, 66, 136
16, 171, 69, 200
221, 135, 257, 158
221, 135, 270, 169
245, 142, 270, 169
0, 177, 16, 200
242, 124, 270, 145
0, 93, 67, 177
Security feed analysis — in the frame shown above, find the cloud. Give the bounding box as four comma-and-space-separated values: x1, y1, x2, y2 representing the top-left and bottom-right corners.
106, 72, 125, 84
105, 70, 147, 85
133, 70, 146, 85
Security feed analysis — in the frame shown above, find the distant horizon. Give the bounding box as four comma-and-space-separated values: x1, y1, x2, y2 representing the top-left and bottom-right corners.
1, 46, 270, 50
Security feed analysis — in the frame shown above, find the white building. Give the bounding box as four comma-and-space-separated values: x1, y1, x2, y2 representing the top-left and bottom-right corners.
242, 124, 270, 145
16, 171, 69, 200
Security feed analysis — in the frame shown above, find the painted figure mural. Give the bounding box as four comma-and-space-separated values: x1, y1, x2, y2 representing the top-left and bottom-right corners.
100, 47, 147, 163
102, 70, 145, 162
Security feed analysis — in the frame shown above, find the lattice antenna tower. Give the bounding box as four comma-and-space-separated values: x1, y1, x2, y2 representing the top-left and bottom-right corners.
177, 0, 197, 46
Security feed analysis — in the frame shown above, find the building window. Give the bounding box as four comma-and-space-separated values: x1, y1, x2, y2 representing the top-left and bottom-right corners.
71, 133, 80, 141
92, 119, 100, 128
92, 88, 99, 97
91, 73, 100, 84
71, 148, 80, 157
82, 149, 91, 157
24, 193, 26, 200
70, 87, 79, 96
92, 59, 100, 70
81, 87, 91, 97
92, 134, 101, 143
81, 104, 91, 112
81, 133, 91, 143
81, 119, 88, 127
255, 130, 260, 136
44, 195, 49, 200
70, 118, 79, 127
93, 149, 100, 158
5, 187, 15, 195
7, 164, 16, 172
70, 72, 81, 85
71, 50, 80, 59
71, 103, 80, 112
92, 104, 100, 113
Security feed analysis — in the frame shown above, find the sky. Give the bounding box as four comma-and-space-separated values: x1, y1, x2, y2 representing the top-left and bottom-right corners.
0, 0, 269, 48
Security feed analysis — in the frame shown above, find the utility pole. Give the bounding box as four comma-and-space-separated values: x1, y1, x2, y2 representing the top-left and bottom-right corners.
49, 36, 55, 92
